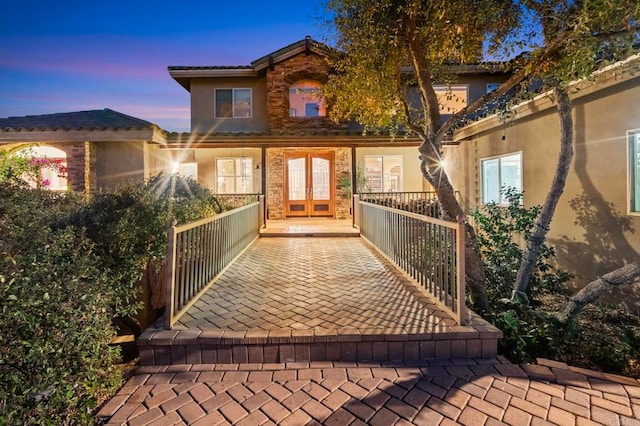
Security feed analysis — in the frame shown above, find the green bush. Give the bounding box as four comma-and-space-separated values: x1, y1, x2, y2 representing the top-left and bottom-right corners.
470, 188, 572, 362
0, 174, 225, 424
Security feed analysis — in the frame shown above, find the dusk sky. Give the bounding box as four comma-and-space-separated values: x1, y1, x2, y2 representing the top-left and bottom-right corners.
1, 0, 326, 132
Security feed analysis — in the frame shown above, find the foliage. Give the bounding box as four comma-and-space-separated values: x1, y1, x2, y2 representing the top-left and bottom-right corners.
470, 188, 571, 303
0, 146, 67, 189
0, 173, 225, 424
0, 185, 120, 424
337, 165, 368, 197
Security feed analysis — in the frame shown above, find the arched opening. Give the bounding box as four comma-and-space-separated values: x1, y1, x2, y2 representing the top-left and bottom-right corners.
289, 80, 326, 118
16, 145, 68, 190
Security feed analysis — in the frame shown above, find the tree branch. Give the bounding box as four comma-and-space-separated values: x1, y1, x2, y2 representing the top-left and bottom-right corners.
560, 263, 640, 322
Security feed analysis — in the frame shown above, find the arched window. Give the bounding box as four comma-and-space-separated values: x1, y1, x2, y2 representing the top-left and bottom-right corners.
289, 80, 326, 118
17, 145, 68, 190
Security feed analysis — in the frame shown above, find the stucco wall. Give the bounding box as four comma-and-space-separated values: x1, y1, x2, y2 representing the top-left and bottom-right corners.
95, 141, 147, 189
445, 76, 640, 308
190, 76, 269, 133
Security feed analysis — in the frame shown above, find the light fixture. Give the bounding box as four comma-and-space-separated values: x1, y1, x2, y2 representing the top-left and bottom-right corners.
171, 162, 180, 174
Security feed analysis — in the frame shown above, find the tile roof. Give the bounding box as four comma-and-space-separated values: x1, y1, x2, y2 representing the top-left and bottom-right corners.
0, 108, 158, 132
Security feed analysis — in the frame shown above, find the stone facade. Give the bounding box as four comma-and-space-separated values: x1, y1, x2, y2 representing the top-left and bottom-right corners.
267, 147, 351, 220
265, 52, 347, 131
61, 141, 96, 194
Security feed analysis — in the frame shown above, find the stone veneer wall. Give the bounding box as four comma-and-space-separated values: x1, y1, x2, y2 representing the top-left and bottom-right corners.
267, 147, 351, 220
266, 52, 347, 132
62, 141, 96, 194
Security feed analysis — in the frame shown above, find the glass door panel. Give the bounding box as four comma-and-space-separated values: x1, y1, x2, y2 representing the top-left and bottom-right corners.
312, 158, 330, 200
284, 152, 335, 217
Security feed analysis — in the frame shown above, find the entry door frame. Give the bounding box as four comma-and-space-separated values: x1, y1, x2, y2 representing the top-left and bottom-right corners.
284, 151, 335, 218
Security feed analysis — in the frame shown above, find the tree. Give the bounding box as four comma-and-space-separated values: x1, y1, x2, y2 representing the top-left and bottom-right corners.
322, 0, 639, 312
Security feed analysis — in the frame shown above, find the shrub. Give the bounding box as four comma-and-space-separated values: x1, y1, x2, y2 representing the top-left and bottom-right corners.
470, 188, 572, 362
0, 174, 225, 424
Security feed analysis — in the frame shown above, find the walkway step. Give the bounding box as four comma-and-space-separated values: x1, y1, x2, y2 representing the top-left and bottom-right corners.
138, 311, 501, 366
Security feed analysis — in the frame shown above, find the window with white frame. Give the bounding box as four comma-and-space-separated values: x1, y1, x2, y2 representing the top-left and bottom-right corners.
16, 145, 68, 191
481, 152, 522, 204
630, 131, 640, 213
364, 155, 403, 192
216, 157, 253, 194
215, 88, 251, 118
434, 84, 468, 114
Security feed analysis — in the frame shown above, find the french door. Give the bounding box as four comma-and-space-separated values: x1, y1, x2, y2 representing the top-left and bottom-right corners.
284, 151, 335, 217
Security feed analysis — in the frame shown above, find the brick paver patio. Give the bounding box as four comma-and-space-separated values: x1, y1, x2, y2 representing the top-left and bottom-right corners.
98, 357, 640, 425
138, 238, 501, 365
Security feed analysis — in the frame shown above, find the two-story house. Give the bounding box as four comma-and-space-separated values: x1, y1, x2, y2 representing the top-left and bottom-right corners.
164, 36, 511, 220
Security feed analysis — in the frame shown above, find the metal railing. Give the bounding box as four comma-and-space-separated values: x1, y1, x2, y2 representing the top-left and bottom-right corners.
355, 195, 466, 325
164, 196, 264, 329
358, 191, 461, 219
216, 193, 261, 209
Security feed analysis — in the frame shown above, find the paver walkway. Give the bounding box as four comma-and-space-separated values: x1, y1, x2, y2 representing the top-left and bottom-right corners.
175, 237, 454, 333
98, 357, 640, 425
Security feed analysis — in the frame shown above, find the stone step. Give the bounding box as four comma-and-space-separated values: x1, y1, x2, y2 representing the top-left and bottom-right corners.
137, 314, 501, 366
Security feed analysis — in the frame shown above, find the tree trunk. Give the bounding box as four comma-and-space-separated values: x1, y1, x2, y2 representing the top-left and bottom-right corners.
404, 22, 489, 313
512, 86, 574, 298
560, 263, 640, 322
418, 137, 490, 313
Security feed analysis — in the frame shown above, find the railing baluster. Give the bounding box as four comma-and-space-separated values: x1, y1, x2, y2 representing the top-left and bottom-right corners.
164, 201, 261, 329
356, 196, 467, 325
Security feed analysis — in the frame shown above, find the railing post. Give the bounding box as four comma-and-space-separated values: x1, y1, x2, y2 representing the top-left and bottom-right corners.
259, 194, 266, 228
456, 216, 467, 325
353, 194, 360, 229
165, 219, 178, 330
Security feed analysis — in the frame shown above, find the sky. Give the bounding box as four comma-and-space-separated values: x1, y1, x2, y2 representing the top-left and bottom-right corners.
0, 0, 327, 132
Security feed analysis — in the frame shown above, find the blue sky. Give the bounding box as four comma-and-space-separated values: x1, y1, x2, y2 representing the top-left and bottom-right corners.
0, 0, 326, 132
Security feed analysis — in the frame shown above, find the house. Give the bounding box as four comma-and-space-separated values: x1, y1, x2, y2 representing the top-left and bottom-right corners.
1, 36, 638, 305
0, 108, 169, 192
164, 36, 510, 220
444, 54, 640, 307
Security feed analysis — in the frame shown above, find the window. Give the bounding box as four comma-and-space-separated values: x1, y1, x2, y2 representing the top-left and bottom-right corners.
216, 157, 253, 194
630, 131, 640, 213
215, 88, 251, 118
481, 152, 522, 204
364, 155, 403, 192
434, 84, 468, 114
289, 80, 326, 117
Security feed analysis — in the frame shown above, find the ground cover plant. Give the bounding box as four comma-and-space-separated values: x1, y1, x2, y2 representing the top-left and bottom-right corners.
0, 169, 224, 424
471, 190, 640, 377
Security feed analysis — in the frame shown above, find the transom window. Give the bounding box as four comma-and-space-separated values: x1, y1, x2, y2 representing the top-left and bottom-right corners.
481, 152, 522, 204
364, 155, 403, 192
289, 80, 326, 117
630, 131, 640, 213
215, 88, 251, 118
434, 84, 469, 114
216, 157, 253, 194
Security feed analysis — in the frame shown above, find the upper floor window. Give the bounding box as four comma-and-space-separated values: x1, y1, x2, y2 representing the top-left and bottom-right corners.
216, 157, 253, 194
289, 80, 326, 117
364, 155, 403, 192
215, 88, 251, 118
629, 130, 640, 213
434, 84, 468, 114
481, 152, 522, 205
